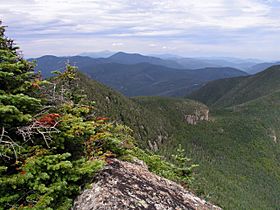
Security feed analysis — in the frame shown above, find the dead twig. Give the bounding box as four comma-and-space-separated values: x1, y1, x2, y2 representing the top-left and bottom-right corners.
17, 120, 60, 148
0, 127, 21, 160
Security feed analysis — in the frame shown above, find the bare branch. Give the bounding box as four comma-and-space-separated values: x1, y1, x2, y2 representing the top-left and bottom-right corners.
33, 105, 56, 118
17, 119, 60, 148
0, 127, 4, 143
0, 127, 21, 160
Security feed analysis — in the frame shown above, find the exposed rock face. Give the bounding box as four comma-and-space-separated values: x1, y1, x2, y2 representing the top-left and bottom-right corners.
268, 129, 277, 143
185, 109, 209, 125
73, 159, 221, 210
148, 134, 168, 152
148, 140, 159, 152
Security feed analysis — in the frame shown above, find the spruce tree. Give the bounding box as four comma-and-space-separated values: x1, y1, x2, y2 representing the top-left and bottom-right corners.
0, 21, 41, 162
0, 21, 42, 126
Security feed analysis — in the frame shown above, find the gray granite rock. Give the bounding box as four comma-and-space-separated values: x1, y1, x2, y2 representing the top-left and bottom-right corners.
73, 159, 221, 210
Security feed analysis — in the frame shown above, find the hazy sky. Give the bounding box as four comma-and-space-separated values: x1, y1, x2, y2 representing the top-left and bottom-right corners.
1, 0, 280, 59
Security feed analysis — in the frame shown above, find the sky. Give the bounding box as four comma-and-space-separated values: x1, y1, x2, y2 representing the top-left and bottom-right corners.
0, 0, 280, 59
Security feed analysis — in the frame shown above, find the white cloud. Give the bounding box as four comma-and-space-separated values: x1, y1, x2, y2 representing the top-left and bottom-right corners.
0, 0, 279, 59
149, 43, 157, 47
112, 42, 124, 46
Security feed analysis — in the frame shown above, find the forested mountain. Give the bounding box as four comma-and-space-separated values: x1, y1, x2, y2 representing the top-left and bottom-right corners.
247, 61, 280, 74
108, 52, 183, 68
77, 64, 280, 210
25, 51, 280, 210
182, 65, 280, 209
31, 55, 247, 97
189, 65, 280, 107
75, 72, 208, 148
75, 70, 280, 209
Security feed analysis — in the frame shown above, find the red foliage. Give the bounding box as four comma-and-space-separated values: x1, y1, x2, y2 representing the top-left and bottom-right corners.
20, 170, 26, 175
36, 113, 61, 127
31, 78, 42, 89
96, 117, 109, 121
31, 82, 40, 89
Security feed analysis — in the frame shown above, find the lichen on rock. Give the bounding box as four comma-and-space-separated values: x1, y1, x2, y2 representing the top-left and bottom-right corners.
73, 159, 221, 210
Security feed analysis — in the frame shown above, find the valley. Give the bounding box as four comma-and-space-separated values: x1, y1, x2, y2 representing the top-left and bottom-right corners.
73, 65, 280, 209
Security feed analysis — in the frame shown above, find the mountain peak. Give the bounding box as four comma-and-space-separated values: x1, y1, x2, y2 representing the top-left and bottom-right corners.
109, 51, 145, 58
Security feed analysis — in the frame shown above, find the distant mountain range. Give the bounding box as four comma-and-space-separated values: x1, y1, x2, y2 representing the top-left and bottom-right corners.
171, 57, 260, 71
30, 53, 248, 97
74, 51, 280, 73
108, 52, 183, 69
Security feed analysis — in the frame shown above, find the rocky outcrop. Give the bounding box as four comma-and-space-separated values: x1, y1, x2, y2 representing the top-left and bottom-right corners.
268, 129, 277, 143
148, 140, 159, 152
148, 134, 168, 152
185, 109, 209, 125
73, 159, 221, 210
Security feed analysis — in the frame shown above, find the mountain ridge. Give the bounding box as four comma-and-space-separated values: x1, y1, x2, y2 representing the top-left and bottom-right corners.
108, 51, 183, 69
189, 65, 280, 107
75, 52, 270, 72
31, 55, 247, 97
31, 51, 279, 74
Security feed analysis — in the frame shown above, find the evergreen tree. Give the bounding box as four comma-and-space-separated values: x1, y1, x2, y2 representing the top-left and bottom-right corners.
0, 21, 41, 162
0, 21, 42, 127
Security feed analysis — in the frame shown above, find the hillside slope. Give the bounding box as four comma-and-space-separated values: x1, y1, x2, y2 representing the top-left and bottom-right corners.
136, 99, 280, 209
248, 61, 280, 74
77, 72, 280, 209
76, 73, 207, 149
189, 65, 280, 107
